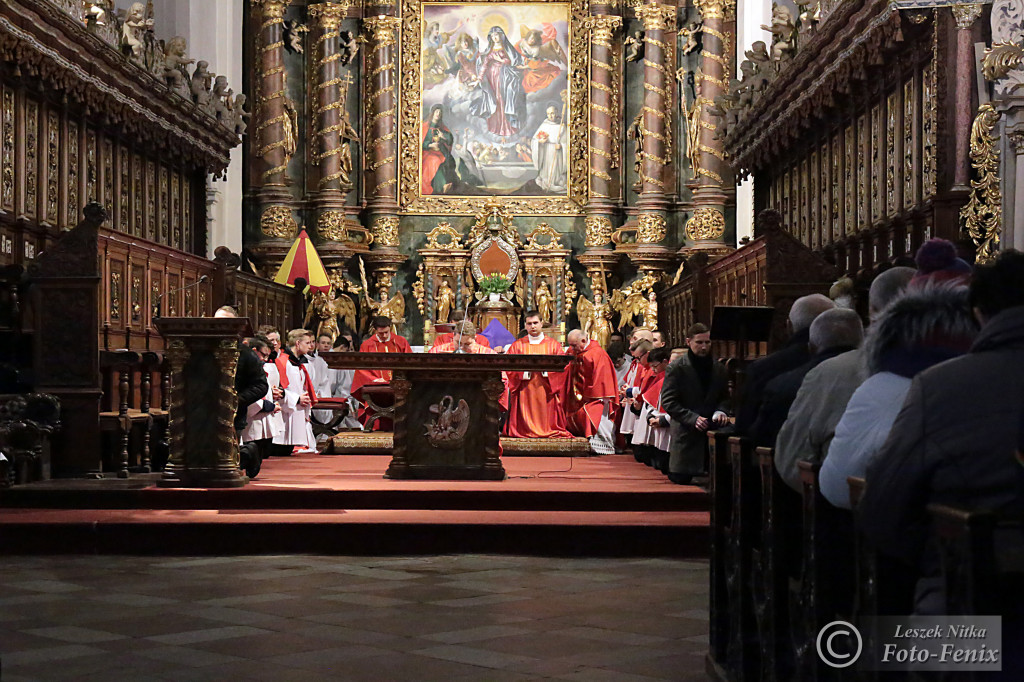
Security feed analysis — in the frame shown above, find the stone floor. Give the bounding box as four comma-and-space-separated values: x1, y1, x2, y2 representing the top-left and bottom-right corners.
0, 555, 710, 681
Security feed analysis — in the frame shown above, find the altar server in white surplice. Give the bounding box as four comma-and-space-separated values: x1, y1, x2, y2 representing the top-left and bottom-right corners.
531, 105, 568, 193
272, 328, 318, 453
243, 338, 285, 446
308, 333, 335, 430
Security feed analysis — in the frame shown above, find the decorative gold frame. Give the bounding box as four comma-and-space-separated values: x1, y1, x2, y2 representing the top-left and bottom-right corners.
398, 0, 590, 215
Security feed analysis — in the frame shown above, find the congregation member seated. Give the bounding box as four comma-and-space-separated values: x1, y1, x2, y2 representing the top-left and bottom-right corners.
750, 308, 863, 448
240, 335, 284, 478
351, 315, 412, 429
433, 309, 490, 348
504, 311, 569, 438
629, 347, 672, 473
272, 328, 318, 455
820, 282, 978, 508
660, 323, 730, 484
774, 266, 915, 490
859, 250, 1024, 614
733, 293, 835, 435
564, 329, 619, 454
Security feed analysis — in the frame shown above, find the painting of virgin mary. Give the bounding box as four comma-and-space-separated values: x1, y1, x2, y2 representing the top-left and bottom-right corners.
470, 26, 526, 138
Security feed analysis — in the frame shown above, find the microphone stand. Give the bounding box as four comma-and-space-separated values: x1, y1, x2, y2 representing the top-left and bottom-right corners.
155, 275, 209, 318
452, 286, 473, 353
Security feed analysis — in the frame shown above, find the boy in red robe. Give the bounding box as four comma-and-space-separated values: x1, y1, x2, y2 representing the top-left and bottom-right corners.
505, 310, 569, 438
564, 329, 619, 454
351, 316, 412, 429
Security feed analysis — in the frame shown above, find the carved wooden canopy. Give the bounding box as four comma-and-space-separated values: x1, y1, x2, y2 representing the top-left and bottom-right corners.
0, 0, 240, 175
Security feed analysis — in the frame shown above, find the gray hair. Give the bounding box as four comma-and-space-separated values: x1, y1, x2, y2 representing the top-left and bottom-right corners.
809, 308, 864, 353
868, 266, 916, 318
865, 282, 978, 375
789, 293, 836, 333
567, 329, 588, 344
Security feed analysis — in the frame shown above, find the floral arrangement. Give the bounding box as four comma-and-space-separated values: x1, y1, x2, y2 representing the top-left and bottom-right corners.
478, 273, 512, 294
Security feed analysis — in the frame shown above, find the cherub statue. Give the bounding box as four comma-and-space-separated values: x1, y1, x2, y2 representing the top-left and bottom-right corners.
338, 30, 362, 67
435, 278, 456, 323
576, 288, 614, 349
83, 0, 113, 28
283, 20, 308, 54
762, 4, 797, 63
745, 41, 771, 73
231, 94, 250, 136
211, 75, 233, 121
121, 2, 153, 60
534, 279, 554, 326
795, 0, 818, 45
624, 31, 645, 63
190, 60, 213, 108
679, 21, 702, 56
161, 36, 194, 95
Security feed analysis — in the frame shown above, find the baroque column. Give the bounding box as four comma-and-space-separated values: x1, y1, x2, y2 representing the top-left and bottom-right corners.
362, 8, 404, 301
308, 0, 362, 270
585, 11, 623, 213
683, 0, 734, 256
634, 0, 675, 214
250, 0, 297, 275
952, 3, 986, 191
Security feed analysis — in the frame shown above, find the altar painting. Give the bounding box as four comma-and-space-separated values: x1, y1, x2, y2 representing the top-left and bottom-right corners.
400, 0, 588, 215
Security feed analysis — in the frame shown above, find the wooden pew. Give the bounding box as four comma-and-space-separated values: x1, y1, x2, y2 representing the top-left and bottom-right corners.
792, 460, 856, 681
706, 429, 732, 679
751, 446, 800, 681
99, 350, 146, 478
723, 436, 761, 681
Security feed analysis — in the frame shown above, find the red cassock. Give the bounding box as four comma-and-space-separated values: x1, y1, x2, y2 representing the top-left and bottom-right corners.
564, 340, 619, 437
505, 335, 569, 438
428, 341, 508, 411
433, 332, 490, 348
351, 334, 412, 428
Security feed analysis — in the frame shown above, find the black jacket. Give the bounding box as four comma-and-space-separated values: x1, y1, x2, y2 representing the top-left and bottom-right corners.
234, 342, 268, 431
734, 328, 812, 436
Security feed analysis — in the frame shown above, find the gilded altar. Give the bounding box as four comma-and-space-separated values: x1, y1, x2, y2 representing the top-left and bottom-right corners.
241, 0, 725, 344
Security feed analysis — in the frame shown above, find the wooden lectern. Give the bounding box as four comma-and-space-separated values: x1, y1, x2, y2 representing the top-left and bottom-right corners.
154, 317, 251, 488
323, 352, 572, 480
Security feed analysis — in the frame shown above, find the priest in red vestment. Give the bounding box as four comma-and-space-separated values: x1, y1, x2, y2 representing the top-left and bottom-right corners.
432, 310, 491, 349
505, 311, 569, 438
351, 316, 413, 429
564, 329, 619, 453
430, 322, 508, 411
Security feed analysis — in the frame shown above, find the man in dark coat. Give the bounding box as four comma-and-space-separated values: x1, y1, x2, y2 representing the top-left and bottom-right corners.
859, 250, 1024, 613
215, 306, 269, 477
660, 323, 731, 484
734, 293, 835, 435
749, 308, 863, 448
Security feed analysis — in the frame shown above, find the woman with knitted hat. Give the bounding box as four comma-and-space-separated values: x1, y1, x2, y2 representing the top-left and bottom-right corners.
911, 238, 973, 286
819, 281, 979, 508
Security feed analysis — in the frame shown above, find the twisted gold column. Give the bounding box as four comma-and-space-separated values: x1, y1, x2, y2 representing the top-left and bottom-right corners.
309, 1, 351, 194
634, 0, 675, 212
363, 13, 402, 212
585, 14, 623, 207
253, 0, 293, 187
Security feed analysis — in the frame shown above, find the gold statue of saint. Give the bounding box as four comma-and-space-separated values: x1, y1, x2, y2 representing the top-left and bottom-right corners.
534, 279, 554, 325
435, 278, 456, 322
577, 289, 614, 348
644, 290, 658, 329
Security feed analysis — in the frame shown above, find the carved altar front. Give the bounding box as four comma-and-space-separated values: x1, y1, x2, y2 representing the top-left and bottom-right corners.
322, 352, 572, 480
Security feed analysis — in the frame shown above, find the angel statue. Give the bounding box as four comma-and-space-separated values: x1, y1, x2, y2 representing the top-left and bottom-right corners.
366, 287, 406, 331
610, 284, 646, 331
435, 278, 456, 322
534, 279, 554, 325
577, 288, 614, 349
304, 290, 341, 346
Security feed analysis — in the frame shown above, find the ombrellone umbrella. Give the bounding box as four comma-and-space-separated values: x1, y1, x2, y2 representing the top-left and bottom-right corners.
273, 228, 330, 293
